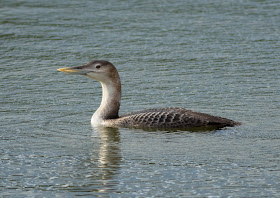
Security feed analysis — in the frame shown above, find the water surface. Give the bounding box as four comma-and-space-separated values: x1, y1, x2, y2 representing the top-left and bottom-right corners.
1, 0, 279, 197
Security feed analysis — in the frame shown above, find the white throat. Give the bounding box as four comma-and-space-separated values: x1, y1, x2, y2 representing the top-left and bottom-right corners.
91, 79, 121, 126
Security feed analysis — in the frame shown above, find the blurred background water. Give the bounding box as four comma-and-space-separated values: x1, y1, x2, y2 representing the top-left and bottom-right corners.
1, 0, 279, 197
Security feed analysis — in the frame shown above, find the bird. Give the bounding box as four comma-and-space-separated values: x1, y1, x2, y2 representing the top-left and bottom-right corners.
58, 60, 241, 131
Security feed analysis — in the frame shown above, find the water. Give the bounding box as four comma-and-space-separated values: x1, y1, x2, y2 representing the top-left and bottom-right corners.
1, 0, 279, 197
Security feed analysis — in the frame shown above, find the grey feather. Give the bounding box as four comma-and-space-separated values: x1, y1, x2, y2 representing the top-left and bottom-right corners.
117, 107, 240, 129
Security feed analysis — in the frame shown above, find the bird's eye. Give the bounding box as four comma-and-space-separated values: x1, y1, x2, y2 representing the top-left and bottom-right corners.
96, 65, 101, 69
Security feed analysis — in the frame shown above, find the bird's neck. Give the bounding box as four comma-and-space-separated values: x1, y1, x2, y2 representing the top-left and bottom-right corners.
91, 79, 121, 126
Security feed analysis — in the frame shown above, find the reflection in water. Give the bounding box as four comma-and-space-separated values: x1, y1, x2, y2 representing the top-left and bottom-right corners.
92, 126, 121, 193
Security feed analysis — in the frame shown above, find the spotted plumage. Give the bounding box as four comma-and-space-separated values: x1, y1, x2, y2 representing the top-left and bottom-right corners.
111, 107, 239, 130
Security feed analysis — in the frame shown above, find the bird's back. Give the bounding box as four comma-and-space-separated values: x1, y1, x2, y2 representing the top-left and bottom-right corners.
112, 107, 240, 130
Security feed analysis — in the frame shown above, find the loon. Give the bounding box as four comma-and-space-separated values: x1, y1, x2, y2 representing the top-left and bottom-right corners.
58, 60, 240, 130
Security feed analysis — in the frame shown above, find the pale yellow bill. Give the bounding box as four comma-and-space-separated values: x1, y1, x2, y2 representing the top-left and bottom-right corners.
57, 67, 80, 74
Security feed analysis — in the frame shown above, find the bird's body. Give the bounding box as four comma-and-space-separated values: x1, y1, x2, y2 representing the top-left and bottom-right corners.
58, 60, 240, 131
118, 108, 238, 128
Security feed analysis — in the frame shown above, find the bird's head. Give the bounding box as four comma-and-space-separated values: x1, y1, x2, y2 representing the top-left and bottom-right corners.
58, 60, 119, 83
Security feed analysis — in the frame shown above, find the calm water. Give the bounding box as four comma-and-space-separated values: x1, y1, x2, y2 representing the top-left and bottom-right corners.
1, 0, 280, 197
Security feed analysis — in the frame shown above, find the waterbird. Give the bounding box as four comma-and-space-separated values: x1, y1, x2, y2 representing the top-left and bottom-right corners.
58, 60, 241, 131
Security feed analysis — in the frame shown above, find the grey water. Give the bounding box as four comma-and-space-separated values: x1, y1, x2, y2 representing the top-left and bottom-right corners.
1, 0, 279, 197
